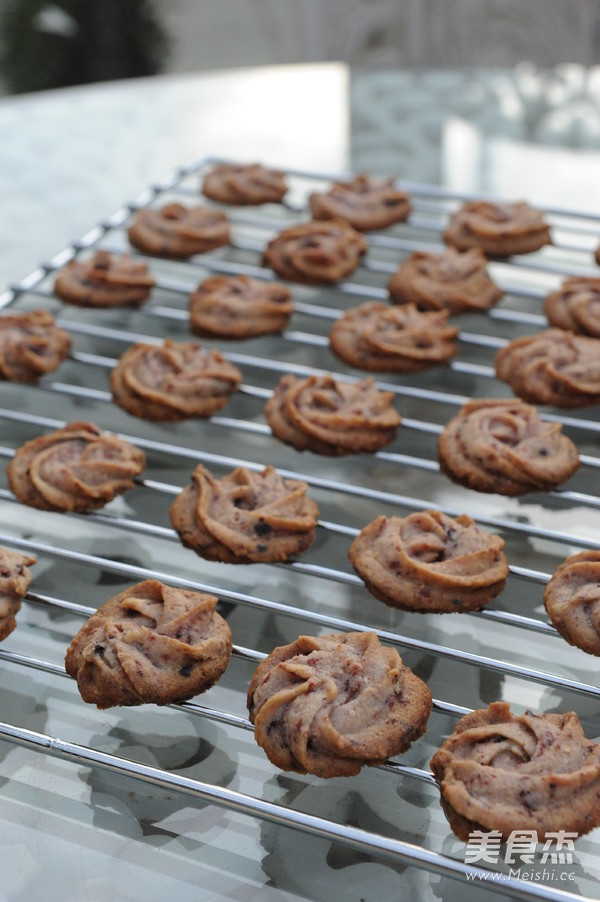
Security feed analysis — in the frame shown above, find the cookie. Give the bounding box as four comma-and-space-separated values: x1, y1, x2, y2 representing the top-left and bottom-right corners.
54, 251, 155, 308
247, 631, 432, 778
387, 247, 503, 314
128, 202, 229, 258
202, 162, 287, 205
262, 219, 367, 284
110, 339, 242, 421
0, 309, 71, 382
438, 398, 579, 496
329, 301, 458, 373
430, 701, 600, 841
170, 463, 319, 564
189, 274, 293, 339
0, 546, 36, 642
495, 328, 600, 408
7, 420, 145, 512
349, 510, 508, 613
543, 551, 600, 656
65, 579, 232, 708
444, 200, 551, 257
544, 277, 600, 337
309, 174, 411, 232
265, 373, 401, 456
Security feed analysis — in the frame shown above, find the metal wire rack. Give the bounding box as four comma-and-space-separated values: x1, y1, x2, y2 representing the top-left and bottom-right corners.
1, 157, 599, 902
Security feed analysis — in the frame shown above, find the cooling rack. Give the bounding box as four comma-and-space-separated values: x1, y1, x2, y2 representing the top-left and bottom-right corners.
1, 157, 599, 902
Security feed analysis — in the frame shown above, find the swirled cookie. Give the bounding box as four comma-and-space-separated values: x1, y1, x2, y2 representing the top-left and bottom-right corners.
349, 510, 508, 613
65, 579, 232, 708
309, 174, 411, 231
262, 219, 367, 284
190, 274, 293, 339
128, 202, 229, 258
54, 251, 155, 308
110, 339, 242, 421
444, 200, 551, 257
202, 162, 287, 205
544, 277, 600, 337
170, 464, 319, 563
0, 309, 71, 382
387, 247, 503, 314
438, 398, 579, 496
0, 545, 36, 642
247, 631, 432, 778
430, 701, 600, 841
329, 302, 458, 373
495, 328, 600, 408
265, 373, 401, 455
7, 421, 146, 512
543, 551, 600, 656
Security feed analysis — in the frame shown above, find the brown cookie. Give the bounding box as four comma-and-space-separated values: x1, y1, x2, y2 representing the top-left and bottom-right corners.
190, 274, 293, 340
265, 373, 401, 456
309, 174, 411, 231
0, 546, 36, 642
202, 162, 287, 205
544, 277, 600, 337
444, 200, 551, 257
388, 247, 503, 314
128, 202, 229, 258
438, 398, 579, 496
54, 251, 155, 308
262, 219, 367, 285
0, 309, 71, 382
543, 551, 600, 656
247, 631, 432, 778
65, 579, 232, 708
430, 701, 600, 841
329, 301, 458, 373
349, 510, 508, 613
495, 328, 600, 408
170, 463, 319, 564
110, 339, 242, 421
7, 420, 146, 512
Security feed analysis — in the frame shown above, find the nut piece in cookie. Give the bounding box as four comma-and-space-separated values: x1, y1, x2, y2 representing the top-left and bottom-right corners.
202, 162, 287, 205
54, 251, 155, 308
7, 421, 146, 513
65, 579, 232, 708
128, 202, 229, 258
0, 309, 71, 382
430, 701, 600, 841
543, 550, 600, 656
265, 373, 401, 456
170, 463, 319, 564
438, 398, 579, 496
0, 545, 36, 642
110, 339, 242, 421
190, 274, 293, 340
544, 276, 600, 338
262, 219, 367, 285
349, 510, 508, 613
309, 174, 411, 232
247, 631, 432, 778
444, 200, 551, 257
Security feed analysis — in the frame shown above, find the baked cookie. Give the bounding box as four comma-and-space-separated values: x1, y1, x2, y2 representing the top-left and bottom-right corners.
309, 174, 411, 232
349, 510, 508, 613
0, 545, 36, 642
430, 701, 600, 841
543, 551, 600, 656
265, 373, 401, 456
262, 219, 367, 285
438, 398, 579, 496
170, 463, 319, 564
495, 328, 600, 408
54, 251, 155, 308
247, 631, 432, 778
544, 276, 600, 337
7, 420, 145, 513
65, 579, 232, 708
202, 162, 287, 205
329, 301, 458, 373
189, 274, 293, 339
0, 309, 71, 382
128, 202, 229, 258
110, 339, 242, 421
387, 247, 503, 314
444, 200, 551, 257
